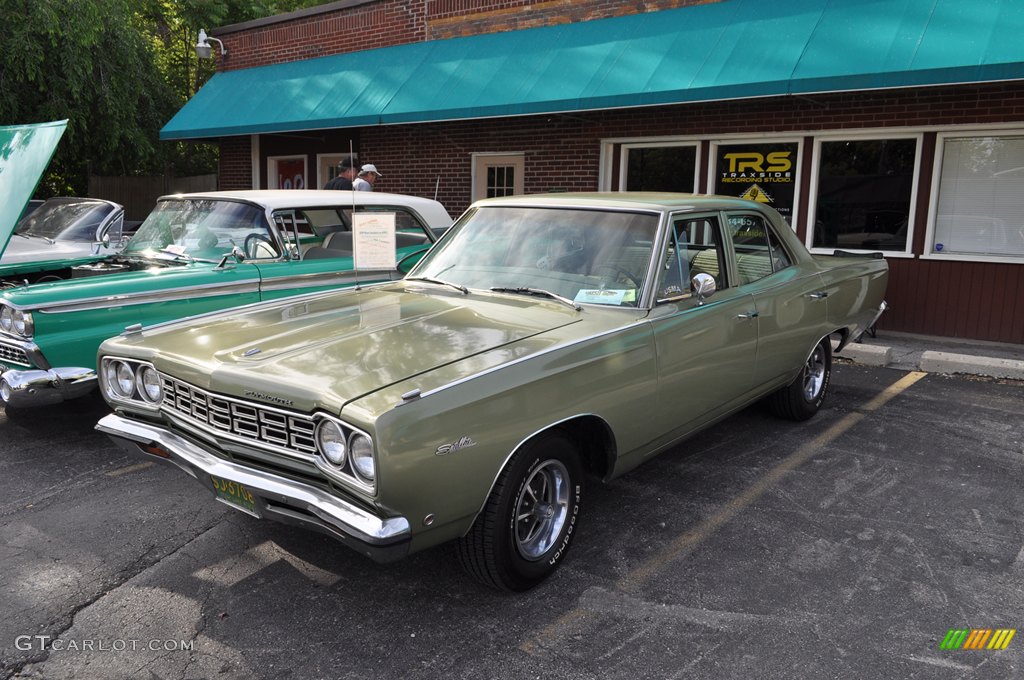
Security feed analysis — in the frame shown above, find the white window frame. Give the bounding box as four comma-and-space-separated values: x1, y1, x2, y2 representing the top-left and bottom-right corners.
316, 153, 357, 190
923, 128, 1024, 265
617, 141, 700, 192
805, 132, 923, 259
471, 152, 525, 202
707, 136, 804, 232
267, 155, 308, 190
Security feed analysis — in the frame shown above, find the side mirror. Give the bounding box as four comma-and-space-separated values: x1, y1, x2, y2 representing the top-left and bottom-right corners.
215, 245, 246, 269
691, 272, 716, 305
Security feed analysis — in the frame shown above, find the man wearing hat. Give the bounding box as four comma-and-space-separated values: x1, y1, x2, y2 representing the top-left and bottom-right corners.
353, 164, 382, 191
324, 157, 358, 190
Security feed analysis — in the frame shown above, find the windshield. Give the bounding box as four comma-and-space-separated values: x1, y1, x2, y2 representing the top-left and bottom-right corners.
124, 199, 276, 261
410, 206, 660, 307
16, 200, 114, 241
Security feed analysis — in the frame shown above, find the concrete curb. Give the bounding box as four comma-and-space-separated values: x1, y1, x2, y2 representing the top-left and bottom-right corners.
834, 340, 1024, 380
919, 351, 1024, 380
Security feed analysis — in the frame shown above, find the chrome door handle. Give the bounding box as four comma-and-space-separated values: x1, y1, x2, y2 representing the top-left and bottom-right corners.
807, 291, 829, 300
736, 311, 759, 319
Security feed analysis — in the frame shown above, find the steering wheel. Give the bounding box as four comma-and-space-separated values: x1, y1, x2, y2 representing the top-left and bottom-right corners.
593, 264, 642, 288
244, 233, 277, 259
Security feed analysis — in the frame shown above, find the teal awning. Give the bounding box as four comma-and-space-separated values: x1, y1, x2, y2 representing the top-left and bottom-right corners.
162, 0, 1024, 140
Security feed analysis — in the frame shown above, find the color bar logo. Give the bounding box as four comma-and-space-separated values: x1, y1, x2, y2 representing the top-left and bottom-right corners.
941, 629, 1016, 650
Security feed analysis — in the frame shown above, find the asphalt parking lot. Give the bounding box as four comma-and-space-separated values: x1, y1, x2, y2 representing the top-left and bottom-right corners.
1, 363, 1022, 679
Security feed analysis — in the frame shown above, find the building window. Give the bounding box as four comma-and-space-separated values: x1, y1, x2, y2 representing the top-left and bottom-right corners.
473, 154, 525, 201
809, 137, 919, 253
621, 144, 698, 192
712, 140, 801, 227
929, 133, 1024, 261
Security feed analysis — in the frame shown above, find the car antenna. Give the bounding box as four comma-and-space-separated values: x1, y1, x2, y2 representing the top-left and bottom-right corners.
350, 140, 361, 291
434, 176, 440, 202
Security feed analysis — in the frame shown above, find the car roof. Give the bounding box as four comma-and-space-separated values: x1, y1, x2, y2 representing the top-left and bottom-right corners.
159, 190, 452, 227
473, 192, 767, 212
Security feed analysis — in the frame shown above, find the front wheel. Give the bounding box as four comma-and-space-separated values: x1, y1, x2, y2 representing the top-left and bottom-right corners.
766, 336, 832, 421
457, 431, 583, 592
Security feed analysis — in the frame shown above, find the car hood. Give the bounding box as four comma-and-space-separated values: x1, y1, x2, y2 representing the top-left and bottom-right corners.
127, 283, 608, 415
0, 237, 106, 265
0, 121, 67, 258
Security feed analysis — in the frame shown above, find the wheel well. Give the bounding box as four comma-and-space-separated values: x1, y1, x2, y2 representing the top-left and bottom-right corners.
551, 415, 616, 482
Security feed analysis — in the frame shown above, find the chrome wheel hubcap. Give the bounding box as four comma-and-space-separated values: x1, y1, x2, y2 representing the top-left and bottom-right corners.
803, 346, 826, 401
515, 460, 570, 561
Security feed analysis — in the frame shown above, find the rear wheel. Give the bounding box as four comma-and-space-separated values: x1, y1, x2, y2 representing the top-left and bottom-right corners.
766, 336, 832, 421
457, 431, 583, 592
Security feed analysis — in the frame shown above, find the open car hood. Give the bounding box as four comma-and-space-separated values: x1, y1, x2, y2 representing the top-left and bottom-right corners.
0, 120, 67, 258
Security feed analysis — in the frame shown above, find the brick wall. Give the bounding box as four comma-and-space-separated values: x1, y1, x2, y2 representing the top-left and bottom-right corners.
215, 0, 717, 70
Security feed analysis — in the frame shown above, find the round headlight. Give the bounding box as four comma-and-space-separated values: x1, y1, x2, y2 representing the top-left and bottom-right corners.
0, 306, 12, 332
12, 309, 31, 337
135, 366, 163, 403
349, 433, 375, 481
316, 420, 347, 466
106, 360, 136, 398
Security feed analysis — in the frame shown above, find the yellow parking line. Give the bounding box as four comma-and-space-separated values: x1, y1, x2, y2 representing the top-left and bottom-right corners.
521, 370, 927, 654
105, 462, 156, 477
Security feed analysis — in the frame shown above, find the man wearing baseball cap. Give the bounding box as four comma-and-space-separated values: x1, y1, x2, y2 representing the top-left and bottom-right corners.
353, 164, 382, 191
325, 157, 358, 190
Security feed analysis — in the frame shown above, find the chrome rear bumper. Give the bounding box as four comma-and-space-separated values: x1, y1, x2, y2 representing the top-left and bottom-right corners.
96, 413, 411, 562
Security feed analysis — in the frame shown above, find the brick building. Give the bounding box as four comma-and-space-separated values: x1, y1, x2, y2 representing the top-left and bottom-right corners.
166, 0, 1024, 343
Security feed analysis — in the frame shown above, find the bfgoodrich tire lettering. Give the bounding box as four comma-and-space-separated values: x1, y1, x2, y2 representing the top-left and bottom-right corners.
457, 431, 583, 592
767, 336, 832, 421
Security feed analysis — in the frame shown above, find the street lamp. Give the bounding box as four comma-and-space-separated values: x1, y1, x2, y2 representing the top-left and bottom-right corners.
195, 29, 226, 59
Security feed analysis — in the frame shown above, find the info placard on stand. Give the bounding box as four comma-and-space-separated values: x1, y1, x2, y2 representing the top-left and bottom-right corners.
353, 213, 397, 270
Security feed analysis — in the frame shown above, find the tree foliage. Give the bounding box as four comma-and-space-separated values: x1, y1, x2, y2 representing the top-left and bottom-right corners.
2, 0, 328, 195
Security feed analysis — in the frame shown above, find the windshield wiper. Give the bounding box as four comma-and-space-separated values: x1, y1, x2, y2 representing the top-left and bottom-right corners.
406, 276, 469, 294
19, 233, 54, 244
489, 287, 581, 310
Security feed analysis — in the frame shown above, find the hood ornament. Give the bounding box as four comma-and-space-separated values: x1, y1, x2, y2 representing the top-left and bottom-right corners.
243, 347, 262, 357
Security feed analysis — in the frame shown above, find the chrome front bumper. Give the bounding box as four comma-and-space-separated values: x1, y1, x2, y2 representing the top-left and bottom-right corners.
0, 367, 97, 407
96, 413, 411, 562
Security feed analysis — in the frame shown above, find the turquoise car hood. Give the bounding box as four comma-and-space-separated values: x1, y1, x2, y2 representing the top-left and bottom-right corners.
0, 258, 250, 309
0, 121, 67, 258
127, 283, 592, 414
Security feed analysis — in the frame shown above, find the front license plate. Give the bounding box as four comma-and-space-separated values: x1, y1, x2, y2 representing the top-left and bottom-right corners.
210, 475, 260, 518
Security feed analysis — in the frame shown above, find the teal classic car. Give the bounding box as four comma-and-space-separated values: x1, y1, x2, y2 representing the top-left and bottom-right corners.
0, 189, 451, 407
96, 193, 887, 591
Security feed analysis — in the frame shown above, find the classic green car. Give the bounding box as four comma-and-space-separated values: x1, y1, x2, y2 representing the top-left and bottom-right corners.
96, 193, 887, 591
0, 190, 452, 407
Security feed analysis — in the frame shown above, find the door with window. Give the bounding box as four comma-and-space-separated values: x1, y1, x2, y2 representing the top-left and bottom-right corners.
725, 211, 830, 389
472, 154, 524, 202
649, 213, 759, 440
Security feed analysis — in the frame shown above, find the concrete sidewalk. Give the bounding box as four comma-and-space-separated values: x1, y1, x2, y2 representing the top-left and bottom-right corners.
834, 330, 1024, 380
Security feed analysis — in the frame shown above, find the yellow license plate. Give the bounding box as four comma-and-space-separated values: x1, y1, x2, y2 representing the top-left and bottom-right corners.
210, 475, 259, 517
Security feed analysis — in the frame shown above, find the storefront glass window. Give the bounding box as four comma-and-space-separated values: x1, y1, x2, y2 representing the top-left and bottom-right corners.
811, 138, 917, 252
713, 142, 799, 226
625, 145, 697, 192
933, 135, 1024, 259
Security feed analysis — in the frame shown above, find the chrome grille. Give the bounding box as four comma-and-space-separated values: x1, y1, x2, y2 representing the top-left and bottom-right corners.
0, 340, 30, 366
161, 376, 316, 458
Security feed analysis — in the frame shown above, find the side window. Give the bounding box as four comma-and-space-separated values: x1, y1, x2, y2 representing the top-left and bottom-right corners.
657, 215, 727, 302
727, 213, 790, 285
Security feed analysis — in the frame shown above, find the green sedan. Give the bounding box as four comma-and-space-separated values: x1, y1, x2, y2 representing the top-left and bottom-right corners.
96, 193, 888, 591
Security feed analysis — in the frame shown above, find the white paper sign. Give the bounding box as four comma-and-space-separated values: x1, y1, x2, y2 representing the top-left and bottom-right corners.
353, 213, 397, 270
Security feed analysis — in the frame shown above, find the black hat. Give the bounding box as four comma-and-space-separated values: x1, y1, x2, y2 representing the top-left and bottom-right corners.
339, 157, 357, 169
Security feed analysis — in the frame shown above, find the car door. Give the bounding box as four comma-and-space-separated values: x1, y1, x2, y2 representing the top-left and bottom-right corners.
724, 211, 830, 390
648, 213, 759, 443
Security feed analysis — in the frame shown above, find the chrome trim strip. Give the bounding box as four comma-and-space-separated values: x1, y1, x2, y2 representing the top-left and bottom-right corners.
96, 414, 409, 545
257, 269, 400, 293
37, 279, 261, 314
